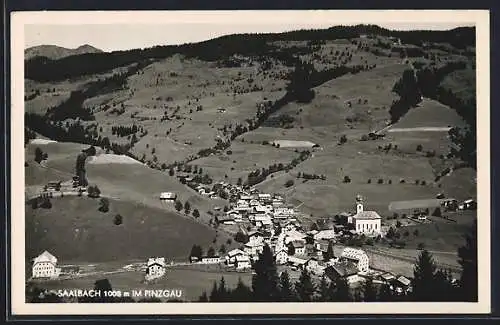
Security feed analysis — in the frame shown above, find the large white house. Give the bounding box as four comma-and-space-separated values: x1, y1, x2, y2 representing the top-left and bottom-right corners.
275, 249, 289, 265
235, 255, 252, 270
32, 250, 61, 279
145, 257, 166, 281
340, 247, 370, 272
349, 196, 381, 236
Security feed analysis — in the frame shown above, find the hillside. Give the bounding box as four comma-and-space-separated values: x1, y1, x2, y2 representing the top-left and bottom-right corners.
25, 44, 103, 60
24, 24, 477, 266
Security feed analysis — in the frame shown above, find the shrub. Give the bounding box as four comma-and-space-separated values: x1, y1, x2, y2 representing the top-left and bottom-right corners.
284, 180, 294, 188
343, 176, 351, 183
39, 197, 52, 209
403, 230, 409, 237
338, 135, 347, 145
192, 209, 200, 218
175, 200, 183, 212
421, 180, 427, 186
360, 134, 369, 141
413, 229, 419, 236
388, 179, 392, 184
367, 179, 371, 184
98, 198, 109, 213
87, 185, 101, 198
377, 179, 384, 184
415, 179, 420, 185
114, 214, 123, 225
417, 242, 425, 250
416, 144, 423, 152
396, 220, 402, 228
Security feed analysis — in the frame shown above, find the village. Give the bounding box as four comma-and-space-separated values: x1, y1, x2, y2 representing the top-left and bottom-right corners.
30, 173, 476, 300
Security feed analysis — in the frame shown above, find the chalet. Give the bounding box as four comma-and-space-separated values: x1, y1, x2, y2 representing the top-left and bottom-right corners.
275, 249, 289, 265
145, 257, 166, 280
32, 251, 61, 279
160, 192, 177, 200
290, 241, 306, 255
225, 249, 246, 266
325, 262, 360, 284
287, 256, 308, 270
315, 239, 330, 255
47, 181, 62, 191
340, 247, 370, 272
200, 256, 222, 264
379, 273, 396, 283
284, 230, 307, 245
460, 199, 477, 210
235, 255, 251, 270
244, 240, 264, 256
313, 229, 336, 241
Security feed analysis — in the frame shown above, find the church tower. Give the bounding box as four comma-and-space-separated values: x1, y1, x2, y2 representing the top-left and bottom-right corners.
355, 194, 364, 214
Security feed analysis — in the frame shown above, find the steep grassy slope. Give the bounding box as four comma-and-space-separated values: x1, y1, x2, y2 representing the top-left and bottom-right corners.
25, 196, 228, 263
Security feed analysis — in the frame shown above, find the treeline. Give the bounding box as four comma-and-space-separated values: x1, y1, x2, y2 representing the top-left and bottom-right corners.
26, 24, 474, 82
388, 69, 422, 123
44, 60, 151, 122
111, 124, 140, 137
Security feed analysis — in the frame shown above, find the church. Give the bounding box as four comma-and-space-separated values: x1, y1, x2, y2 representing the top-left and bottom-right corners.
348, 195, 382, 236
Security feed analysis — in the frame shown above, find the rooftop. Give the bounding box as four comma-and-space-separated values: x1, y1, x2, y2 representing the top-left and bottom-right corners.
352, 211, 381, 220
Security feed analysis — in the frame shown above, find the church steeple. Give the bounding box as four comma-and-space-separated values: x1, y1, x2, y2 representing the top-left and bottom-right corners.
355, 194, 364, 214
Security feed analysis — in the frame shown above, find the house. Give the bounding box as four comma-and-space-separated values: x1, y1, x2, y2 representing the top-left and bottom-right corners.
46, 181, 62, 191
189, 256, 200, 263
225, 249, 246, 266
305, 257, 325, 275
219, 215, 236, 225
249, 199, 260, 206
350, 196, 381, 236
244, 240, 264, 256
340, 247, 370, 272
325, 262, 360, 284
247, 231, 264, 242
32, 251, 61, 279
284, 230, 307, 245
235, 255, 252, 270
287, 256, 308, 270
290, 241, 306, 255
200, 256, 222, 264
145, 257, 166, 280
393, 276, 412, 295
160, 192, 177, 200
379, 273, 396, 283
460, 199, 477, 210
275, 249, 289, 265
314, 229, 336, 241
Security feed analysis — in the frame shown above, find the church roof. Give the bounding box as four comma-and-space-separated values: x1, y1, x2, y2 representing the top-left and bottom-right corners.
352, 211, 381, 220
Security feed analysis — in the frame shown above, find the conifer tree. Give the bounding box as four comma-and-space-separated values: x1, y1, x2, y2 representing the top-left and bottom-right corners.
332, 276, 351, 301
252, 244, 279, 301
277, 270, 295, 302
412, 249, 438, 301
231, 277, 253, 302
324, 241, 335, 261
362, 277, 378, 302
198, 291, 208, 302
317, 276, 331, 302
209, 281, 219, 302
295, 268, 316, 302
458, 219, 477, 301
217, 277, 228, 302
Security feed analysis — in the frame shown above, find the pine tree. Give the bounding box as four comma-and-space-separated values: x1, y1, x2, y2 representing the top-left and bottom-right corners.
295, 269, 316, 302
209, 281, 219, 302
378, 284, 394, 302
252, 244, 279, 301
362, 277, 378, 302
434, 269, 457, 301
458, 219, 477, 301
317, 276, 331, 302
217, 277, 228, 302
277, 270, 295, 302
332, 276, 351, 301
412, 249, 438, 301
323, 241, 335, 261
231, 277, 252, 302
198, 291, 208, 302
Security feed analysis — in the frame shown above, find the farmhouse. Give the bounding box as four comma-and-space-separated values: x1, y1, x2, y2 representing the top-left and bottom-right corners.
145, 257, 166, 280
235, 255, 252, 270
325, 262, 360, 284
32, 250, 61, 279
290, 241, 306, 256
313, 229, 336, 241
225, 249, 246, 266
275, 249, 289, 265
340, 247, 370, 272
46, 181, 62, 191
349, 196, 381, 236
287, 256, 308, 270
160, 192, 177, 200
200, 256, 222, 264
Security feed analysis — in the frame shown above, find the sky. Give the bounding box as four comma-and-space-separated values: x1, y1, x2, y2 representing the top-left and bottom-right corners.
23, 11, 476, 52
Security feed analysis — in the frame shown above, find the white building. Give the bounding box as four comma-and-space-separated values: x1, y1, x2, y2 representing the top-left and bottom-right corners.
235, 255, 252, 270
340, 247, 370, 272
160, 192, 177, 200
275, 249, 289, 265
313, 229, 336, 241
32, 251, 61, 279
200, 256, 222, 264
290, 241, 306, 256
244, 240, 264, 256
349, 196, 381, 236
145, 257, 166, 280
226, 249, 246, 266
